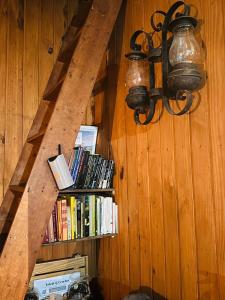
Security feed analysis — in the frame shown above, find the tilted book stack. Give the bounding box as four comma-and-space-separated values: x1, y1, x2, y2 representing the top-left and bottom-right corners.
68, 147, 115, 189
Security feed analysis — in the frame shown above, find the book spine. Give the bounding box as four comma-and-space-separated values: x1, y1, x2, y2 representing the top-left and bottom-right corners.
73, 147, 83, 182
57, 200, 62, 241
102, 160, 109, 189
70, 196, 75, 240
98, 160, 107, 188
52, 203, 58, 241
67, 202, 71, 240
80, 197, 84, 238
106, 160, 114, 188
108, 197, 113, 234
61, 199, 68, 241
94, 157, 103, 188
48, 213, 54, 243
74, 149, 85, 188
100, 196, 104, 235
77, 198, 81, 238
115, 203, 118, 234
68, 148, 75, 172
84, 195, 90, 237
83, 155, 94, 188
87, 155, 99, 188
77, 151, 90, 188
96, 197, 101, 236
71, 147, 80, 180
92, 195, 96, 236
90, 156, 100, 188
89, 195, 92, 236
74, 197, 77, 238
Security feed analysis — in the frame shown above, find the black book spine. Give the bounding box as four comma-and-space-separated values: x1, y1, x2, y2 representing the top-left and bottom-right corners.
83, 155, 94, 189
98, 159, 106, 188
93, 157, 103, 188
87, 155, 99, 188
84, 195, 90, 237
77, 198, 81, 238
91, 156, 102, 189
107, 160, 115, 188
74, 150, 85, 188
77, 151, 90, 188
100, 159, 108, 188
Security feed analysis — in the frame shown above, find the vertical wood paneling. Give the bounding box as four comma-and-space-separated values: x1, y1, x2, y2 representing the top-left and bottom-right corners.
189, 0, 219, 299
0, 1, 7, 200
203, 0, 225, 297
1, 0, 225, 299
4, 0, 23, 189
125, 0, 141, 291
23, 0, 39, 142
98, 0, 225, 300
157, 1, 181, 299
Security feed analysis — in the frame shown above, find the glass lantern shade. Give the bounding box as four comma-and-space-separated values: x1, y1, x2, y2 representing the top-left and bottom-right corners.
125, 59, 149, 89
169, 25, 204, 66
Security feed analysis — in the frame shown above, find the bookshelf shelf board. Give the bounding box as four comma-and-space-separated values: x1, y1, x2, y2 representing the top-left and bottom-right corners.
59, 188, 115, 195
42, 233, 117, 246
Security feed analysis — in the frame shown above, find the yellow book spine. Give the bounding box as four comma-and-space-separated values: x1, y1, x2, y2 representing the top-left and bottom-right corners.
70, 196, 75, 240
74, 197, 77, 238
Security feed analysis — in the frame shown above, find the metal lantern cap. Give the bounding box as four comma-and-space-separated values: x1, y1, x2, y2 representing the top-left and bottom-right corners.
168, 15, 198, 32
125, 51, 147, 61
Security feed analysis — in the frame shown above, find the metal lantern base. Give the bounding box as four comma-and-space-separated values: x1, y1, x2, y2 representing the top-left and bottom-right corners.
126, 86, 149, 114
167, 63, 206, 92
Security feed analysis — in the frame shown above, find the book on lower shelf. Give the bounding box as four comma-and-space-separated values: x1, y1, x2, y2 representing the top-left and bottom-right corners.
43, 194, 118, 244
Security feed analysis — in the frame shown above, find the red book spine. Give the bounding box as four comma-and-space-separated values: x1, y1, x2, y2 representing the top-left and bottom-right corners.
52, 203, 58, 241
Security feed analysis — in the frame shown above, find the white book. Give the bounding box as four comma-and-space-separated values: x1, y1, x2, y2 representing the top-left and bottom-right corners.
115, 204, 118, 234
96, 197, 101, 235
92, 195, 96, 236
112, 203, 116, 234
106, 197, 113, 234
101, 196, 106, 235
89, 196, 93, 236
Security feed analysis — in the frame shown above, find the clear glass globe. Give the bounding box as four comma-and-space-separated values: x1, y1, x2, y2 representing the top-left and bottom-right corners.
125, 59, 149, 89
169, 26, 204, 66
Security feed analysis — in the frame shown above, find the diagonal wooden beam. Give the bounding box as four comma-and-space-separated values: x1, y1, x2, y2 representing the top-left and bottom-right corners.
0, 0, 122, 299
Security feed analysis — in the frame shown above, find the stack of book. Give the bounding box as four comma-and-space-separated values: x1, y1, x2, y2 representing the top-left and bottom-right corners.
68, 146, 115, 189
43, 195, 118, 243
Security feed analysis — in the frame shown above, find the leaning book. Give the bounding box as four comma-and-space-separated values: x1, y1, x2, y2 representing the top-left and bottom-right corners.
75, 125, 98, 154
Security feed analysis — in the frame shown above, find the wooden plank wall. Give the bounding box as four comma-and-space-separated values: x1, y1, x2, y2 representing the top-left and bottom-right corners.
98, 0, 225, 299
2, 0, 225, 298
0, 0, 97, 277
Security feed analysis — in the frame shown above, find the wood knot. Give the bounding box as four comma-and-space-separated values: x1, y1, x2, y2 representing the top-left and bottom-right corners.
120, 167, 124, 180
48, 47, 53, 54
0, 135, 5, 144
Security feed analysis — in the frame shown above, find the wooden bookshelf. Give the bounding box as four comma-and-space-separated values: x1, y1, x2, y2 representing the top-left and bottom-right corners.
42, 233, 117, 246
59, 188, 115, 195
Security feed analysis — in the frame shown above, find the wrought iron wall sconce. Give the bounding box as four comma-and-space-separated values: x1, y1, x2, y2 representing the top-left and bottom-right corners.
125, 1, 206, 125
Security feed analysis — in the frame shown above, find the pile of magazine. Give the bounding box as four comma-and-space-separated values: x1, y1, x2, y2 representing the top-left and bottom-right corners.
69, 126, 114, 189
